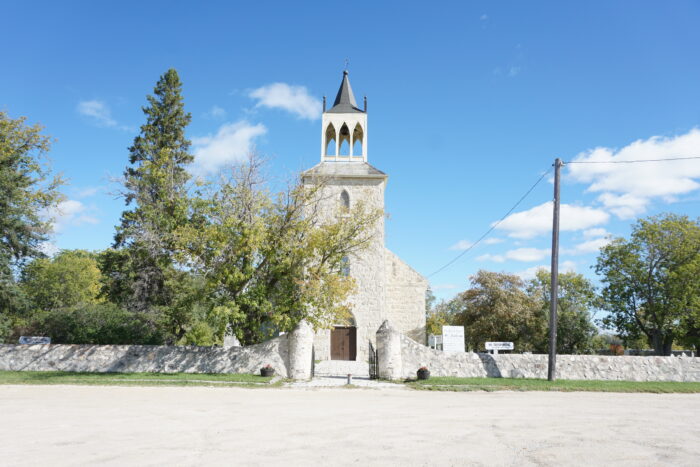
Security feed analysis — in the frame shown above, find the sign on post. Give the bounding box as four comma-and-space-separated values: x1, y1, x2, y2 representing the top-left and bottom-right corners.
19, 336, 51, 345
442, 326, 465, 353
485, 341, 514, 354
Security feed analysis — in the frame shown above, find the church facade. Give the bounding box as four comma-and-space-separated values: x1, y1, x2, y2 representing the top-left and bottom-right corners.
302, 71, 428, 363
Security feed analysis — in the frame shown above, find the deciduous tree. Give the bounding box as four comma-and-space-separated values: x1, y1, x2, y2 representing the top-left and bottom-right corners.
596, 213, 700, 355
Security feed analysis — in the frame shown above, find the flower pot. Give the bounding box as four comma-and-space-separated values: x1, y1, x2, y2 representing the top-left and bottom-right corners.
417, 369, 430, 380
261, 367, 275, 377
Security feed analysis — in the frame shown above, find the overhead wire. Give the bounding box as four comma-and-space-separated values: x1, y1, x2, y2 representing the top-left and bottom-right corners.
427, 155, 700, 278
426, 167, 552, 278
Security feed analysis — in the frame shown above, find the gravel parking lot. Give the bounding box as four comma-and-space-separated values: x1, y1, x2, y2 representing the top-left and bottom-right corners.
1, 385, 699, 466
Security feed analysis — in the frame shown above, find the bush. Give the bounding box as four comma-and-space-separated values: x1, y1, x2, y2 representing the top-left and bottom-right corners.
28, 303, 166, 345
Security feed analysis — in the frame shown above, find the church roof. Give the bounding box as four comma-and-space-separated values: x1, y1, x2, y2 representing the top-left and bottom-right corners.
302, 162, 387, 180
326, 71, 364, 114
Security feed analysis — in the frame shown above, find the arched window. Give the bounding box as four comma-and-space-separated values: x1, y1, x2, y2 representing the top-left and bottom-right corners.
352, 123, 363, 156
340, 256, 350, 277
338, 123, 350, 156
340, 190, 350, 210
325, 123, 336, 156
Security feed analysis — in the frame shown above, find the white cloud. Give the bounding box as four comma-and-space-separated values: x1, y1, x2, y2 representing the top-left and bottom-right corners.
477, 247, 550, 263
563, 237, 611, 256
192, 121, 267, 174
449, 239, 473, 250
249, 83, 322, 120
47, 199, 99, 233
76, 100, 117, 127
495, 202, 609, 239
483, 237, 504, 245
476, 253, 505, 263
568, 128, 700, 218
583, 228, 608, 239
505, 247, 550, 262
516, 261, 576, 280
205, 105, 227, 119
39, 241, 60, 257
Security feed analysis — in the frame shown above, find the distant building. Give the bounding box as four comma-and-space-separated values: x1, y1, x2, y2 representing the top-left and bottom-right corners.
302, 71, 427, 365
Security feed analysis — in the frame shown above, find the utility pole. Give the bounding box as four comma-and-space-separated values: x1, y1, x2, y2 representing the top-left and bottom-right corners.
548, 158, 563, 381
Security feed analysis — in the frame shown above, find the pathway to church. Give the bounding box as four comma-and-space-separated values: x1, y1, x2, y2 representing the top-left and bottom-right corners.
2, 384, 699, 465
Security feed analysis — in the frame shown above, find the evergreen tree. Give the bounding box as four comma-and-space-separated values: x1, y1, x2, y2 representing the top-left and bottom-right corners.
111, 69, 193, 311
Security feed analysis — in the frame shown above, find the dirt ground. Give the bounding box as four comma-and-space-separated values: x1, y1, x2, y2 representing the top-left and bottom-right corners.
1, 385, 699, 466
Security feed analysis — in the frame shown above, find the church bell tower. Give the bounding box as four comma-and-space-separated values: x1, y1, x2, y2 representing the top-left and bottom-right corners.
320, 70, 368, 162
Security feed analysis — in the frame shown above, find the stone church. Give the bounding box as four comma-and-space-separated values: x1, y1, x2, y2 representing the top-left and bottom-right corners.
302, 71, 428, 366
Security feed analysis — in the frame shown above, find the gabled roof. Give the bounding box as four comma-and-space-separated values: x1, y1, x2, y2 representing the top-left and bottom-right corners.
302, 161, 387, 180
326, 71, 364, 114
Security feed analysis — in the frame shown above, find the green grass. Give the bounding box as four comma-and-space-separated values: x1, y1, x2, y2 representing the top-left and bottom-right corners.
408, 376, 700, 393
0, 371, 277, 388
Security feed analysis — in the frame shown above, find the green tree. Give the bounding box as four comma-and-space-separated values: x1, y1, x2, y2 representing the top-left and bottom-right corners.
453, 270, 544, 352
527, 269, 599, 354
596, 213, 700, 355
175, 156, 382, 345
0, 112, 63, 340
112, 68, 193, 311
21, 250, 102, 311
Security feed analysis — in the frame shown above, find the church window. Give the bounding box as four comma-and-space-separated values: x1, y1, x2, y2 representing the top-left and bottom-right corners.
340, 190, 350, 210
340, 256, 350, 276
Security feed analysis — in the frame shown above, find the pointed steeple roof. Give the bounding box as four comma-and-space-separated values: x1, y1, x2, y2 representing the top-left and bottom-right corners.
327, 71, 364, 113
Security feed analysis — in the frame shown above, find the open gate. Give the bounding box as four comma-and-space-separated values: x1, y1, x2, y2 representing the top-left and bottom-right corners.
368, 340, 378, 380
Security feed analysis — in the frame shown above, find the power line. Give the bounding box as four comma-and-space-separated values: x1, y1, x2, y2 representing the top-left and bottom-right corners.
426, 167, 552, 278
564, 156, 700, 164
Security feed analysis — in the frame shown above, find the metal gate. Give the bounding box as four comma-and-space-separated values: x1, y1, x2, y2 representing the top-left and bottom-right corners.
311, 345, 315, 378
368, 340, 378, 380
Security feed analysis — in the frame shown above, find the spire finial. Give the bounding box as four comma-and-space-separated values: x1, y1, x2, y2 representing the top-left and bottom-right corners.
344, 58, 349, 73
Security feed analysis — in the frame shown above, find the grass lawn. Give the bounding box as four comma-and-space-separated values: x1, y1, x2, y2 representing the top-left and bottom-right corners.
0, 371, 277, 388
408, 376, 700, 393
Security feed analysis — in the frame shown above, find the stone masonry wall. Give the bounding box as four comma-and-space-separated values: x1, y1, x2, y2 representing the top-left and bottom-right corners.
377, 320, 700, 382
384, 249, 428, 344
0, 321, 314, 379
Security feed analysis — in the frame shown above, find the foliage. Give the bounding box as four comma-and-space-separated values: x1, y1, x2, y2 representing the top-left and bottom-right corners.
175, 155, 383, 344
425, 293, 460, 337
21, 250, 102, 311
527, 269, 599, 354
453, 270, 544, 352
25, 303, 165, 345
0, 112, 63, 317
596, 213, 700, 355
409, 376, 700, 394
0, 371, 275, 387
113, 68, 193, 311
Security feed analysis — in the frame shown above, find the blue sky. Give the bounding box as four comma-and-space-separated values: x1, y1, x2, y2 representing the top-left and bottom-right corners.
3, 1, 700, 300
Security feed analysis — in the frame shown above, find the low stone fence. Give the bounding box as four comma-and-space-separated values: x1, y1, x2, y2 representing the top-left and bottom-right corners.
377, 320, 700, 382
0, 321, 314, 379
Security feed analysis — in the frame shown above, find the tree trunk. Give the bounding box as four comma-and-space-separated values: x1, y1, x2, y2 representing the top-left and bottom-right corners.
650, 330, 673, 356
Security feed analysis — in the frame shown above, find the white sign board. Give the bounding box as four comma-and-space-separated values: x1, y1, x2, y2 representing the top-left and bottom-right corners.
485, 341, 514, 351
442, 326, 465, 353
19, 336, 51, 345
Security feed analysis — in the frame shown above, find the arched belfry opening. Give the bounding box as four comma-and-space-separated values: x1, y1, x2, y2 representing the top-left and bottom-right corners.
325, 123, 336, 156
352, 123, 363, 157
338, 123, 350, 156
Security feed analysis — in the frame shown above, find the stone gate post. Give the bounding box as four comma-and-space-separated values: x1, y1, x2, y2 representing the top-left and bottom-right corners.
287, 320, 314, 379
376, 320, 403, 380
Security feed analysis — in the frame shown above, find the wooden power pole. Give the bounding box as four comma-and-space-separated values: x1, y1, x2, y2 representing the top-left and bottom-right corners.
548, 158, 563, 381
